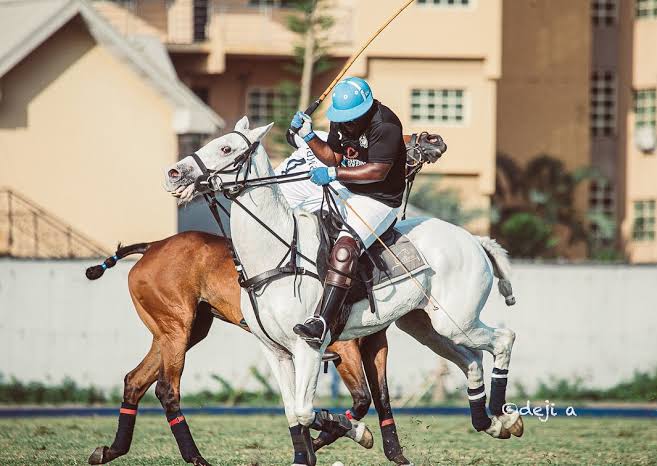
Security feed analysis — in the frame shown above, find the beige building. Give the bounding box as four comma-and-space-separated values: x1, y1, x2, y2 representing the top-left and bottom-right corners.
98, 0, 502, 235
0, 0, 223, 257
498, 0, 657, 263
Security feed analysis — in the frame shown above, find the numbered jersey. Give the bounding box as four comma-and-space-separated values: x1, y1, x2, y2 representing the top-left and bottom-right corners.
274, 131, 344, 212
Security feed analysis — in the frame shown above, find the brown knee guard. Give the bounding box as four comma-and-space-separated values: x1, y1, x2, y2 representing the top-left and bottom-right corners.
325, 236, 360, 288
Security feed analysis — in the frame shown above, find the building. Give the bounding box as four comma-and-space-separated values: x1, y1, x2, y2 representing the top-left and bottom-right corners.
0, 0, 224, 256
498, 0, 657, 263
98, 0, 502, 235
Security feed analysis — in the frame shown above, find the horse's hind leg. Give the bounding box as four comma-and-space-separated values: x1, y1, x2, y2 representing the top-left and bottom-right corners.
395, 310, 511, 439
359, 330, 410, 465
88, 341, 161, 464
463, 323, 522, 437
88, 304, 214, 465
156, 323, 211, 466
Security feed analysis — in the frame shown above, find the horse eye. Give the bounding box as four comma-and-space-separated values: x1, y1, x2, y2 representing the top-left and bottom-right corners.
221, 146, 231, 154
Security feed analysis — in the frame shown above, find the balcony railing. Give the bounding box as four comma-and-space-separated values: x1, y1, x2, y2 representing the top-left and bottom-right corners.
0, 189, 110, 259
94, 0, 353, 50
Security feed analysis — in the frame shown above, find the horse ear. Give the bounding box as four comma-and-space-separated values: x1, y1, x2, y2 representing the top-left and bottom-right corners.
249, 122, 274, 142
235, 116, 250, 132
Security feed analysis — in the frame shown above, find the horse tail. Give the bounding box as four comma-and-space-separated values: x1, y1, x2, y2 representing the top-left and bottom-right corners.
476, 236, 516, 307
85, 242, 151, 280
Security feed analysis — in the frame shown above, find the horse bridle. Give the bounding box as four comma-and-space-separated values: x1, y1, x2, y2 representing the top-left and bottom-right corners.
191, 130, 260, 196
188, 130, 319, 353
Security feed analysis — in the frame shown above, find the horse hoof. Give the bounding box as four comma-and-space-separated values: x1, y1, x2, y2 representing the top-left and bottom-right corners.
346, 421, 374, 449
498, 412, 524, 437
390, 453, 413, 465
485, 417, 511, 439
191, 456, 212, 466
88, 446, 109, 464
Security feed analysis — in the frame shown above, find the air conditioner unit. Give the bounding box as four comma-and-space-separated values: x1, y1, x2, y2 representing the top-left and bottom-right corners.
635, 126, 657, 153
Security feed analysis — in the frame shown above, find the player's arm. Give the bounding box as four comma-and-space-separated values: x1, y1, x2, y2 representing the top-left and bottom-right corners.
307, 137, 343, 167
336, 162, 391, 184
290, 111, 343, 166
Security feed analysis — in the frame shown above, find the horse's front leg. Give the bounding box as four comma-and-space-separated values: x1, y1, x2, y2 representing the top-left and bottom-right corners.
312, 340, 372, 452
259, 342, 315, 466
294, 340, 373, 454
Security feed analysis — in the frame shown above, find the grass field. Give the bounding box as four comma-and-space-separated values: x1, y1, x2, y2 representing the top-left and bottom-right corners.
1, 414, 656, 465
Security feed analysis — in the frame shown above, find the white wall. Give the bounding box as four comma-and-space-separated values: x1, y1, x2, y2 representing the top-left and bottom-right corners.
1, 259, 656, 398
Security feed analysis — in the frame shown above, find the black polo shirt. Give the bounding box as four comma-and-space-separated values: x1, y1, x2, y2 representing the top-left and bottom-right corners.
326, 101, 406, 208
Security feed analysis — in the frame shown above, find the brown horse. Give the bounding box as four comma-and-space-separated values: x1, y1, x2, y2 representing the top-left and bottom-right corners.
85, 231, 409, 466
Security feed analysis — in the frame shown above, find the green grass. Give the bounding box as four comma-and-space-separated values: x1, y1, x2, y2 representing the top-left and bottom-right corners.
1, 414, 656, 465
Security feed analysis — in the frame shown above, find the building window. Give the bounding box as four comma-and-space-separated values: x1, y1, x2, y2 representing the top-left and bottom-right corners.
247, 88, 296, 126
633, 200, 656, 240
193, 0, 208, 42
591, 70, 616, 136
634, 89, 656, 130
416, 0, 470, 6
592, 0, 618, 25
589, 178, 615, 246
411, 89, 465, 124
248, 0, 293, 7
178, 133, 209, 158
636, 0, 657, 18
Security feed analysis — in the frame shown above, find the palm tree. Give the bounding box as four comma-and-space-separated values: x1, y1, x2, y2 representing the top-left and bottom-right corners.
492, 154, 593, 259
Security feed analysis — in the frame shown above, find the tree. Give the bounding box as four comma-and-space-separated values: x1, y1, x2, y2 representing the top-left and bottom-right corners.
271, 0, 335, 150
492, 153, 597, 259
409, 178, 484, 227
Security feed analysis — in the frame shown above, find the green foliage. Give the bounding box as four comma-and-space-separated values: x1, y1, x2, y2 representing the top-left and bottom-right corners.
0, 368, 281, 406
0, 376, 106, 405
493, 153, 594, 259
515, 368, 657, 402
499, 212, 557, 258
409, 181, 483, 227
270, 0, 335, 150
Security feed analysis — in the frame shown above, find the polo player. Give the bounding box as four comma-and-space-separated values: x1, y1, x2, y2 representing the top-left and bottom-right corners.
289, 77, 407, 346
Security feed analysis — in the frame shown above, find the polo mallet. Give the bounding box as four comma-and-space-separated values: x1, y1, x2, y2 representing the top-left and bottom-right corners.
287, 0, 416, 147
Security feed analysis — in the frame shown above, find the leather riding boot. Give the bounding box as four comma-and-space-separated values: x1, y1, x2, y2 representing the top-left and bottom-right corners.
294, 236, 360, 346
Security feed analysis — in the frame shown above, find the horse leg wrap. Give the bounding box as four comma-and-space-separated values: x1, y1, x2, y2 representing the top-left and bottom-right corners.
312, 431, 339, 451
380, 419, 404, 461
166, 410, 201, 463
310, 409, 352, 436
290, 424, 316, 466
489, 368, 509, 416
468, 386, 492, 431
109, 402, 138, 455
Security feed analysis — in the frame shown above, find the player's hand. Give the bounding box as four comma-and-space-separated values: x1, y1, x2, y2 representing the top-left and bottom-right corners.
308, 167, 337, 186
290, 111, 316, 143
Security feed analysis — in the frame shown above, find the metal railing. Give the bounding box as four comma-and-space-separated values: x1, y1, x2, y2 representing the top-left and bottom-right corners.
94, 0, 353, 48
0, 189, 110, 259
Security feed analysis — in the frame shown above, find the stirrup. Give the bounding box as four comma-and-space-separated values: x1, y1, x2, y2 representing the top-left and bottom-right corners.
293, 316, 327, 346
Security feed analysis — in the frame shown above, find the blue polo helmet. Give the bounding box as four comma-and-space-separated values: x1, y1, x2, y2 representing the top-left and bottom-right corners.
326, 77, 374, 123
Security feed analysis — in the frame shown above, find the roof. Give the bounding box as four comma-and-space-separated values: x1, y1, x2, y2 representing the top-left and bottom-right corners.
0, 0, 224, 134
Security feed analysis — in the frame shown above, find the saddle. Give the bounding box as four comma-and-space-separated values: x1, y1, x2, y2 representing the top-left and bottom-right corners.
314, 208, 430, 342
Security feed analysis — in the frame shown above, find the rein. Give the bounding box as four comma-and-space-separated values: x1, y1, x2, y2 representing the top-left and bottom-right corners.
190, 131, 320, 351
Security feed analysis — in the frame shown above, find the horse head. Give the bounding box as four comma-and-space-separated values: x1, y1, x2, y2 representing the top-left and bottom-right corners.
163, 116, 274, 203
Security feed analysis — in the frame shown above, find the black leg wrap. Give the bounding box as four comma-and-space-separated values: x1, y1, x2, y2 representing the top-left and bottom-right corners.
309, 409, 351, 437
468, 387, 492, 432
166, 410, 201, 463
109, 402, 138, 455
381, 420, 405, 462
312, 431, 339, 451
489, 368, 509, 416
290, 424, 316, 465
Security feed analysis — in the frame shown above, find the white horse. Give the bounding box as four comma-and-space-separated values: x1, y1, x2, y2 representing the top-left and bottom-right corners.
164, 118, 522, 465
